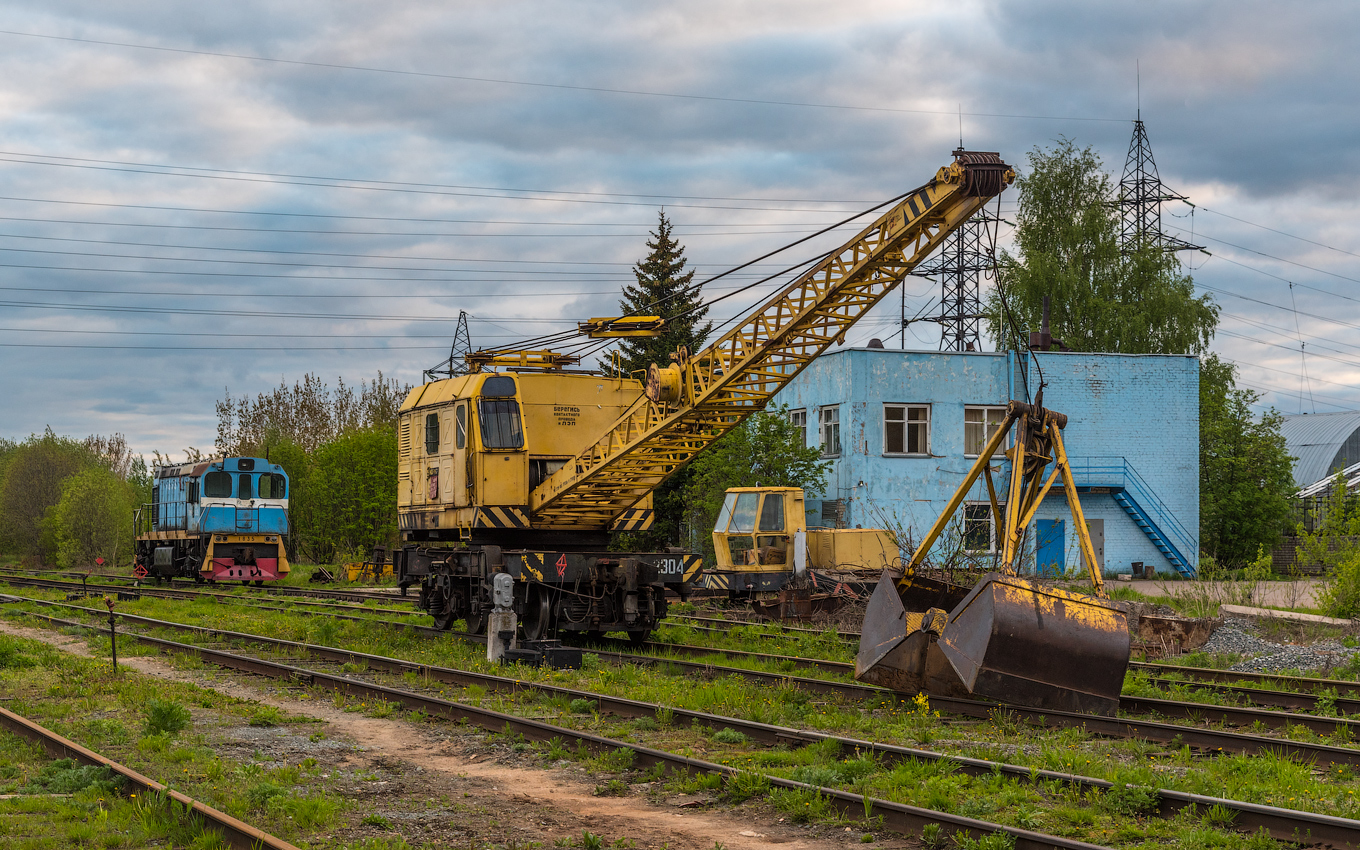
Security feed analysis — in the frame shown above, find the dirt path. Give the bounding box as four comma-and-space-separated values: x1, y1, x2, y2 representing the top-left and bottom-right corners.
0, 620, 894, 849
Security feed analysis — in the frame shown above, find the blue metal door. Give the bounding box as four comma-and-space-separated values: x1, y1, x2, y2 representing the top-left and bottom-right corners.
1036, 519, 1065, 578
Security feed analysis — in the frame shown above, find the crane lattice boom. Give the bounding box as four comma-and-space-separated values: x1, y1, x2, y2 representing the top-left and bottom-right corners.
529, 150, 1013, 529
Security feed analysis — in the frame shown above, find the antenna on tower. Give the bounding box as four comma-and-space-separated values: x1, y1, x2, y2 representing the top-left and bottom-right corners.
424, 310, 478, 381
1117, 111, 1202, 254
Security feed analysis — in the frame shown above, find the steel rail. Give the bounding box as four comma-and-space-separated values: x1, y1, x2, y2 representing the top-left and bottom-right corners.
0, 575, 422, 629
1139, 676, 1360, 715
0, 705, 299, 850
0, 567, 405, 606
1132, 661, 1360, 698
22, 603, 1360, 848
669, 612, 858, 639
9, 610, 1112, 850
0, 573, 418, 617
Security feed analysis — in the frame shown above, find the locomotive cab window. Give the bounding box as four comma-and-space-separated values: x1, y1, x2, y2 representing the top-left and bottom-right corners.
258, 473, 286, 499
238, 473, 253, 500
204, 471, 232, 498
455, 403, 467, 449
425, 412, 440, 454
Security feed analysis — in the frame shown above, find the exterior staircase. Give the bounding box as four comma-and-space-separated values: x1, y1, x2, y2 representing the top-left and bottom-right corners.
1063, 457, 1197, 578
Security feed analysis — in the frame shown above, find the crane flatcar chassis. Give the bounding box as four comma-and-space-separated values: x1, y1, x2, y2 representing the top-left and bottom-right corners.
395, 544, 699, 642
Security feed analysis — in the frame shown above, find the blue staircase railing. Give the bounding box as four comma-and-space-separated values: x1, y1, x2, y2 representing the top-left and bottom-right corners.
1062, 457, 1197, 578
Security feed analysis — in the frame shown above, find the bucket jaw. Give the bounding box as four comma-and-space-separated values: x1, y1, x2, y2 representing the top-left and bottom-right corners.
854, 572, 951, 693
857, 572, 1131, 716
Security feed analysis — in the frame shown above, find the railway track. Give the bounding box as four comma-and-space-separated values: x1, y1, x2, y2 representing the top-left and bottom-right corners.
0, 704, 298, 850
0, 574, 420, 620
11, 578, 1360, 755
0, 567, 407, 606
3, 607, 1118, 850
13, 592, 1360, 777
11, 600, 1360, 848
669, 611, 1360, 705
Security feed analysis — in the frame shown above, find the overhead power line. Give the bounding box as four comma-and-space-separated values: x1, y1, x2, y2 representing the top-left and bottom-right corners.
0, 150, 884, 206
0, 155, 871, 213
0, 29, 1129, 123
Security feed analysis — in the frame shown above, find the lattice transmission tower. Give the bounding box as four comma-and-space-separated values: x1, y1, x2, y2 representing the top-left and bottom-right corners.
424, 310, 478, 381
914, 202, 998, 352
1118, 116, 1201, 253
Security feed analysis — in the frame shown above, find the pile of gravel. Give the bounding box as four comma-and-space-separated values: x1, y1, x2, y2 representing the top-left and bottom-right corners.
1197, 621, 1284, 657
1232, 640, 1357, 674
1198, 618, 1359, 674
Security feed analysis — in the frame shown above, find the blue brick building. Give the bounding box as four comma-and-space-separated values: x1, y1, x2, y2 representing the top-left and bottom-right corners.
769, 347, 1199, 578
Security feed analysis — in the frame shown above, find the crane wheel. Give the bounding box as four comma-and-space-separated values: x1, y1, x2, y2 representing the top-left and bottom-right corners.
465, 612, 488, 635
627, 630, 651, 646
522, 588, 552, 641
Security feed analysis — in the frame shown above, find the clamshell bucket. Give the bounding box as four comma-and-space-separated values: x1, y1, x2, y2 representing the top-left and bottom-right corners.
857, 572, 1130, 715
935, 573, 1130, 715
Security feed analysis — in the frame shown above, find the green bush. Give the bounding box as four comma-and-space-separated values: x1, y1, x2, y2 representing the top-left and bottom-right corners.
712, 728, 748, 745
21, 759, 121, 794
144, 699, 192, 736
1321, 549, 1360, 619
246, 781, 287, 809
0, 635, 36, 670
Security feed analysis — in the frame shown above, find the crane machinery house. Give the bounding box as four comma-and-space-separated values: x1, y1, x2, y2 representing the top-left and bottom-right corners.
771, 346, 1200, 579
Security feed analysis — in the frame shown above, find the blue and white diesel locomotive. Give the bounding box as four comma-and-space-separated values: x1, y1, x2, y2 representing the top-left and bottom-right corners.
133, 456, 291, 584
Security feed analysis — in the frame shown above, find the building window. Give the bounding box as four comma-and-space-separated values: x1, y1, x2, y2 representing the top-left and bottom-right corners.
884, 404, 930, 455
964, 406, 1008, 457
963, 502, 1006, 552
788, 409, 807, 448
819, 406, 840, 457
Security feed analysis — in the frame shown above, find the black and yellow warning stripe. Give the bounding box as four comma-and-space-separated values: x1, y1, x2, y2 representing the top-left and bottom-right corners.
475, 506, 529, 529
610, 508, 655, 532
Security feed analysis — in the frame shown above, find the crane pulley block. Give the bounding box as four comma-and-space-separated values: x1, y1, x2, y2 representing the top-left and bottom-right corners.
579, 316, 667, 338
464, 350, 582, 371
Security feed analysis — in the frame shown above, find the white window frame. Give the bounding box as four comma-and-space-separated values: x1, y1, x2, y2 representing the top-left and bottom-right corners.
883, 403, 930, 456
963, 501, 1006, 553
819, 405, 840, 458
788, 408, 808, 449
964, 405, 1009, 458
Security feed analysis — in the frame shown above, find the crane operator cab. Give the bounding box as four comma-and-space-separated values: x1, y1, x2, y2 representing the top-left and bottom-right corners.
705, 486, 896, 599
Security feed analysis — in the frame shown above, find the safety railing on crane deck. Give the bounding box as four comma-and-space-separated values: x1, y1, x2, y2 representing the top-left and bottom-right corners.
1060, 456, 1198, 577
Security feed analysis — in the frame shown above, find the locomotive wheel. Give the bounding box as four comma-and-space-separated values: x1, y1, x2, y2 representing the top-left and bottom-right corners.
253, 580, 264, 587
430, 588, 456, 631
522, 587, 552, 642
465, 611, 488, 635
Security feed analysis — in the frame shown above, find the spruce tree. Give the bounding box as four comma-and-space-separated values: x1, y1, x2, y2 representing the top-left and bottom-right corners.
612, 211, 711, 550
614, 211, 712, 377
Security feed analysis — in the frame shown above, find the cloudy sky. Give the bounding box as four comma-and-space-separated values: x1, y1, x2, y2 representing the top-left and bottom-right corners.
0, 1, 1356, 458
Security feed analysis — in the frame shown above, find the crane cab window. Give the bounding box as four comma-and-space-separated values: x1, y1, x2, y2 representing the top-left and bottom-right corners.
238, 473, 253, 500
478, 398, 524, 449
718, 489, 761, 530
758, 494, 784, 532
425, 413, 440, 454
455, 403, 467, 449
204, 471, 232, 498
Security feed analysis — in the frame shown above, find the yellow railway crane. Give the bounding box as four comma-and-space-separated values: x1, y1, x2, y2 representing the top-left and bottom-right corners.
396, 150, 1014, 644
